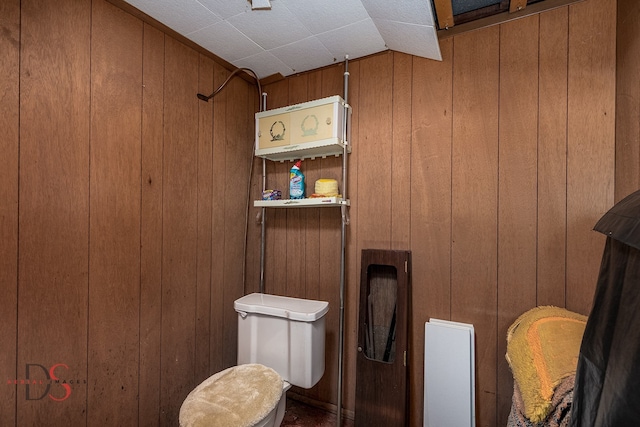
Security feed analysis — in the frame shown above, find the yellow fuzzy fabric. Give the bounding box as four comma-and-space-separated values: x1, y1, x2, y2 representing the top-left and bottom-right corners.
506, 306, 587, 423
179, 364, 283, 427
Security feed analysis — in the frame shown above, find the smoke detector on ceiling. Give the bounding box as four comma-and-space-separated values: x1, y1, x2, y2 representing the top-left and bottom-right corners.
250, 0, 271, 10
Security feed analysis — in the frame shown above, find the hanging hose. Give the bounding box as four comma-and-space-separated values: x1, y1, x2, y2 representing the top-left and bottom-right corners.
197, 67, 263, 296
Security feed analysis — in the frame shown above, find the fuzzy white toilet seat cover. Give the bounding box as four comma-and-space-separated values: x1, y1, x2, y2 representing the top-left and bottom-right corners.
179, 363, 284, 427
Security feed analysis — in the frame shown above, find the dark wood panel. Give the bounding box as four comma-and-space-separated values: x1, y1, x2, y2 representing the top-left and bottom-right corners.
17, 0, 91, 424
195, 54, 214, 384
451, 26, 500, 427
616, 0, 640, 201
566, 0, 616, 315
88, 1, 142, 424
497, 15, 539, 426
537, 6, 569, 307
139, 23, 165, 427
409, 38, 454, 426
160, 36, 200, 426
356, 52, 393, 250
391, 52, 412, 250
0, 0, 20, 423
355, 250, 411, 426
211, 64, 229, 371
221, 76, 254, 368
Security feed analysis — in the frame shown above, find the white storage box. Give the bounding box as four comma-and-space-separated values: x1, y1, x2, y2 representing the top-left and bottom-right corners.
255, 95, 351, 162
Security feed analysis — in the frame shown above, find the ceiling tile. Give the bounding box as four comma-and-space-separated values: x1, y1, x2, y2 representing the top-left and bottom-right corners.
187, 21, 263, 62
197, 0, 250, 19
281, 0, 370, 34
361, 0, 436, 26
269, 37, 337, 74
226, 1, 312, 50
373, 19, 442, 60
126, 0, 221, 34
123, 0, 443, 78
316, 19, 387, 61
232, 51, 292, 79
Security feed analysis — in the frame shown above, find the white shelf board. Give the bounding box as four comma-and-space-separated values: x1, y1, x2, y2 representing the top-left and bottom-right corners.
254, 197, 349, 208
255, 139, 350, 162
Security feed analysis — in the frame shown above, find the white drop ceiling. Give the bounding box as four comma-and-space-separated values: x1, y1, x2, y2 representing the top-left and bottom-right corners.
122, 0, 442, 78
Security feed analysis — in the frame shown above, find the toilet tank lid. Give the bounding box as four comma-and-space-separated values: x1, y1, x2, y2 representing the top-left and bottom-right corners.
234, 293, 329, 322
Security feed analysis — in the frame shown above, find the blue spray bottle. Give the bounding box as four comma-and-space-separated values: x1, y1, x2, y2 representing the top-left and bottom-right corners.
289, 160, 305, 199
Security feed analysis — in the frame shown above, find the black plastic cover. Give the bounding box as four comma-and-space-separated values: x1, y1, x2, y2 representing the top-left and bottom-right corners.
570, 189, 640, 426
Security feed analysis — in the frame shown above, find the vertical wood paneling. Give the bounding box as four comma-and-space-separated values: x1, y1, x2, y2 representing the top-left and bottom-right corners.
616, 0, 640, 201
566, 0, 616, 315
221, 76, 254, 369
160, 37, 199, 426
497, 15, 539, 426
452, 26, 500, 427
211, 64, 229, 370
195, 55, 214, 384
537, 7, 569, 308
0, 1, 19, 423
4, 0, 622, 426
18, 0, 91, 424
139, 23, 164, 427
88, 1, 142, 424
409, 38, 453, 426
391, 52, 412, 250
357, 52, 394, 250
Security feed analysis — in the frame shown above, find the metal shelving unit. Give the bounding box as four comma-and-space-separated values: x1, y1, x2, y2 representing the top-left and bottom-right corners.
255, 56, 351, 427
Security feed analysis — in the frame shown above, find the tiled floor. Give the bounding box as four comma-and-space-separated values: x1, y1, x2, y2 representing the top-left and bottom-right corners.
281, 398, 355, 427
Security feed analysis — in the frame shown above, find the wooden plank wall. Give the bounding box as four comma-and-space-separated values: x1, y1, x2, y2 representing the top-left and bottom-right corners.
617, 0, 640, 201
0, 0, 627, 426
0, 0, 255, 425
259, 0, 616, 426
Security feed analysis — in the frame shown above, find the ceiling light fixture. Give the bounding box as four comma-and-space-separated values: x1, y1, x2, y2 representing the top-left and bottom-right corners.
250, 0, 271, 10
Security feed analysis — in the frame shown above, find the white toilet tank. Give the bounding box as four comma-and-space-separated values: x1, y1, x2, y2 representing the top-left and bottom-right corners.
234, 293, 329, 389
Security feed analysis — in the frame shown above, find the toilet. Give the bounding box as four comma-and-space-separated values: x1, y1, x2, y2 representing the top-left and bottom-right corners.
179, 292, 329, 427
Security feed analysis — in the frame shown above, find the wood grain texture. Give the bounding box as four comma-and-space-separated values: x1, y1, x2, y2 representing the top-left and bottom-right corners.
139, 22, 165, 427
160, 36, 199, 426
451, 26, 500, 427
566, 0, 616, 315
409, 38, 453, 426
496, 15, 539, 427
195, 54, 214, 385
537, 7, 568, 308
211, 64, 229, 371
391, 52, 412, 250
88, 1, 142, 424
0, 0, 20, 424
356, 52, 393, 252
18, 0, 91, 424
616, 0, 640, 201
221, 75, 254, 369
3, 0, 622, 425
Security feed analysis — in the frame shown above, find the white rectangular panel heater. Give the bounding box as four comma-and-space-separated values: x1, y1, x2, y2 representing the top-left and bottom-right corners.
424, 319, 475, 427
